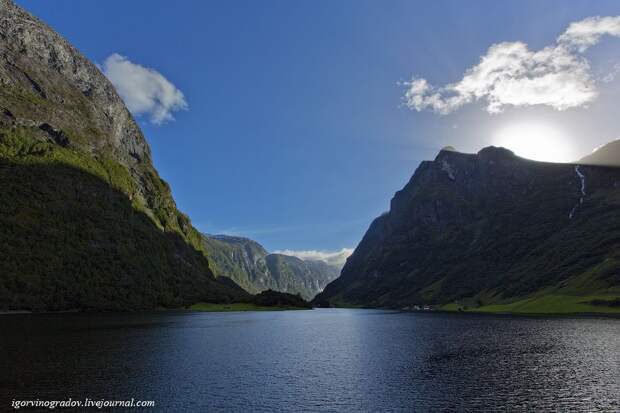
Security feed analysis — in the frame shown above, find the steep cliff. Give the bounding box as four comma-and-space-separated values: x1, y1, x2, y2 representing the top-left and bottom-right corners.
314, 147, 620, 313
265, 254, 339, 300
0, 0, 249, 310
203, 234, 340, 300
201, 235, 272, 294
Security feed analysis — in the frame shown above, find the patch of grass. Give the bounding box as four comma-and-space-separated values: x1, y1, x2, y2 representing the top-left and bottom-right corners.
440, 303, 462, 311
472, 294, 620, 314
418, 277, 446, 301
188, 302, 311, 312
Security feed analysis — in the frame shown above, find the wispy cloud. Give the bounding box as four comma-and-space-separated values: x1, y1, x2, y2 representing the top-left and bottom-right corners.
273, 248, 354, 268
601, 62, 620, 83
102, 53, 187, 124
404, 16, 620, 114
558, 16, 620, 52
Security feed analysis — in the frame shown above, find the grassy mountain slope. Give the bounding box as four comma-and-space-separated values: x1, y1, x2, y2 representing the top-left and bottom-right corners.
0, 0, 253, 310
314, 147, 620, 314
0, 130, 249, 311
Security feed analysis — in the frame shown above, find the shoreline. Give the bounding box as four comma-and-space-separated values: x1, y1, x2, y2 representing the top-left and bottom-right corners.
435, 308, 620, 319
322, 305, 620, 318
0, 304, 313, 316
3, 306, 619, 318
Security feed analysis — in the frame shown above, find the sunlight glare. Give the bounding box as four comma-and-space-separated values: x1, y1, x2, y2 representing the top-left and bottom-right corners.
492, 122, 575, 163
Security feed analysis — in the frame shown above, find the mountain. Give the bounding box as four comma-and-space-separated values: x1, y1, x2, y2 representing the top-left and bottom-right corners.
314, 146, 620, 314
303, 259, 341, 288
580, 139, 620, 166
264, 254, 340, 300
202, 234, 340, 300
0, 0, 250, 311
201, 235, 271, 294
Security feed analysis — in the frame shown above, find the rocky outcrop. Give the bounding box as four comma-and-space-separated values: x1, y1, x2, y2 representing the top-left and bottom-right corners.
314, 146, 620, 308
0, 0, 177, 226
0, 0, 146, 158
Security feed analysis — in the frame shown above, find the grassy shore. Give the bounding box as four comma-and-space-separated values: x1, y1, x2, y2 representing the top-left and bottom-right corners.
440, 294, 620, 315
187, 302, 312, 312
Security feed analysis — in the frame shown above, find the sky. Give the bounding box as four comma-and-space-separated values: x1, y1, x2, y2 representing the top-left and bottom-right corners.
17, 0, 620, 259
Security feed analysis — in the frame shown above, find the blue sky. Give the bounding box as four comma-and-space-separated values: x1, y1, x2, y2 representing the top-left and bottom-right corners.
18, 0, 620, 256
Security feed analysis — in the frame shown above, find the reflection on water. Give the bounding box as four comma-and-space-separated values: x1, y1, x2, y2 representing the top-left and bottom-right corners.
1, 309, 619, 411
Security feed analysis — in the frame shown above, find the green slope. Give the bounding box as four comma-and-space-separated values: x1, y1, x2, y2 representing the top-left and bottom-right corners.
0, 0, 260, 311
315, 147, 620, 314
0, 129, 250, 311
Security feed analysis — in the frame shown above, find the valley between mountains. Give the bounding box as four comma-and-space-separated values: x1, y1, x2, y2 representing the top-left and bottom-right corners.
1, 0, 620, 315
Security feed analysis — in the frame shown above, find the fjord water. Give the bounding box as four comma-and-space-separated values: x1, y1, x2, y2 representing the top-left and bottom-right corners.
1, 310, 619, 412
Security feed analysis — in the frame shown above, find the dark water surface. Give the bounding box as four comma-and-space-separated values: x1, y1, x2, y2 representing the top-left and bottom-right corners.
1, 309, 619, 412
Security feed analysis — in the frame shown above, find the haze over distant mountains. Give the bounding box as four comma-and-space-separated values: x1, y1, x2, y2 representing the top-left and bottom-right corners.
580, 139, 620, 167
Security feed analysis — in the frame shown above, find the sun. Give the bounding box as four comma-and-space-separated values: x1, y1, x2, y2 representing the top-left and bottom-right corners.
492, 122, 575, 163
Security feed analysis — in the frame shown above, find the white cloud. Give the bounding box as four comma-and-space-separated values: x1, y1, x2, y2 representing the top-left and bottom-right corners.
102, 53, 187, 124
274, 248, 354, 268
558, 16, 620, 52
404, 16, 620, 114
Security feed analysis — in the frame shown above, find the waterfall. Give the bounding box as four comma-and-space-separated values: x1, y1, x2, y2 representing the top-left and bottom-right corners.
569, 165, 586, 219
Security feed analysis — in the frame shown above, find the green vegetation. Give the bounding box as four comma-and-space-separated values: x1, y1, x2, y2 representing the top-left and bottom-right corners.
0, 9, 289, 313
442, 294, 620, 315
0, 128, 249, 311
440, 268, 620, 315
475, 294, 620, 314
203, 235, 340, 300
439, 303, 461, 312
315, 148, 620, 313
201, 235, 269, 294
253, 289, 312, 309
188, 302, 311, 312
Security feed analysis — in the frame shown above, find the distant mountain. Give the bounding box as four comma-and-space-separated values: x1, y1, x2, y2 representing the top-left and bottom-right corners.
314, 146, 620, 314
0, 0, 249, 310
580, 139, 620, 166
265, 254, 340, 300
203, 234, 340, 300
201, 235, 271, 294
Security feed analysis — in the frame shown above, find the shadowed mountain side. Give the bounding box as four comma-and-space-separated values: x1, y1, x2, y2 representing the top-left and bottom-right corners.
314, 147, 620, 310
0, 0, 263, 312
0, 154, 250, 312
253, 289, 312, 309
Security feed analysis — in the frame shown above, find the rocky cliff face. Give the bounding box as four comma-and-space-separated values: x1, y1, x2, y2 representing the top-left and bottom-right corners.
0, 0, 249, 311
314, 147, 620, 309
203, 234, 340, 300
0, 0, 145, 185
202, 235, 272, 294
0, 0, 188, 232
265, 254, 339, 300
